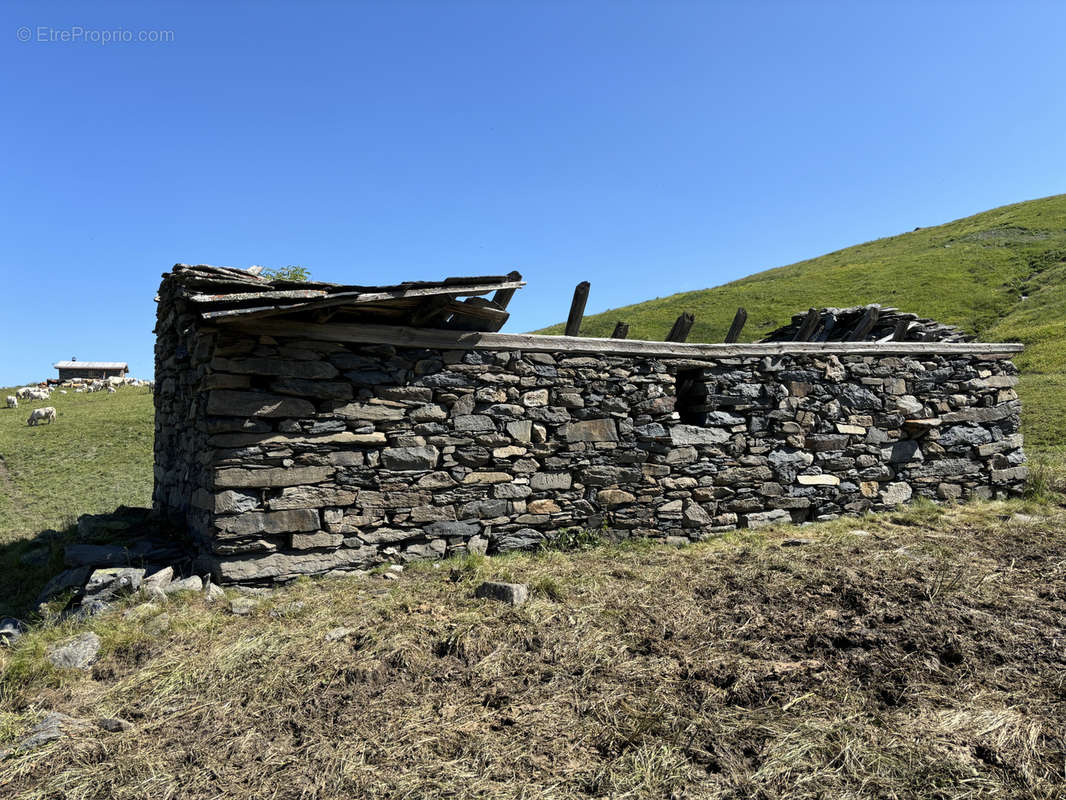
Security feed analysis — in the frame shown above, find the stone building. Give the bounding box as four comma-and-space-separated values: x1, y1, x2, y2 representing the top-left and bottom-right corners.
54, 360, 129, 381
153, 264, 1027, 585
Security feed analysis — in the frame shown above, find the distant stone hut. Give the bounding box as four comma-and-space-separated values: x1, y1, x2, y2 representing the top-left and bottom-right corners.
153, 264, 1027, 585
54, 360, 129, 381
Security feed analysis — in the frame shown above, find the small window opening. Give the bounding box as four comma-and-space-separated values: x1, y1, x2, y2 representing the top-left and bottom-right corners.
676, 368, 709, 425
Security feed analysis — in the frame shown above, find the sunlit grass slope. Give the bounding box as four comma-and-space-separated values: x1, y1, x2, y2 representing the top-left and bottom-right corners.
536, 194, 1066, 446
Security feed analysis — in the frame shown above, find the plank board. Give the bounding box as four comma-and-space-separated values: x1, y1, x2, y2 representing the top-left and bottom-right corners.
218, 319, 1024, 359
199, 279, 526, 321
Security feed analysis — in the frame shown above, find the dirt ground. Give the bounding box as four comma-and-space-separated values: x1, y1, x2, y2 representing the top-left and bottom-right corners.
2, 500, 1065, 799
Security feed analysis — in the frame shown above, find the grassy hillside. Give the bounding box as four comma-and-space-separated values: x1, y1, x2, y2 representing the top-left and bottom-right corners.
0, 387, 154, 615
536, 194, 1066, 446
0, 388, 153, 542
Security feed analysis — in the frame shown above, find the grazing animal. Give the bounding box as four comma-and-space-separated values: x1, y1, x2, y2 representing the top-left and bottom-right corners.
106, 385, 116, 394
16, 387, 34, 399
27, 407, 57, 426
5, 395, 16, 409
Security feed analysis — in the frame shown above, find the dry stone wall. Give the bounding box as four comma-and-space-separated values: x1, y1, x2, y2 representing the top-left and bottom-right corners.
154, 309, 1027, 585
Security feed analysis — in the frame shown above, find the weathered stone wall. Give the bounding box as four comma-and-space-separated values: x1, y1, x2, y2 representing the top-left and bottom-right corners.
153, 316, 1027, 585
152, 278, 213, 541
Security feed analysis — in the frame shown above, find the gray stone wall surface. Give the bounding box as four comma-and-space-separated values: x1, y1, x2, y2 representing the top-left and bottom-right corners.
153, 315, 1027, 585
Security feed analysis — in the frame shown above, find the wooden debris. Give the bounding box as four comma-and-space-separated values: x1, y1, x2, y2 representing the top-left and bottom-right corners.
844, 305, 881, 342
611, 322, 630, 339
490, 270, 523, 310
793, 308, 821, 342
764, 304, 971, 344
172, 264, 526, 331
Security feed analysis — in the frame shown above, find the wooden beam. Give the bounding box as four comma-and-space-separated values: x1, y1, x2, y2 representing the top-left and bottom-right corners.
793, 308, 821, 342
844, 305, 881, 342
219, 319, 1023, 359
891, 318, 912, 342
490, 270, 523, 310
564, 281, 591, 336
665, 312, 695, 343
441, 299, 509, 332
611, 322, 630, 339
814, 313, 838, 342
200, 279, 526, 322
189, 289, 328, 304
409, 295, 453, 327
724, 307, 748, 343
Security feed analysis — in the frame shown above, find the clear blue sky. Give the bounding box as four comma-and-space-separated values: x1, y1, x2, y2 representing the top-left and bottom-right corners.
2, 1, 1064, 385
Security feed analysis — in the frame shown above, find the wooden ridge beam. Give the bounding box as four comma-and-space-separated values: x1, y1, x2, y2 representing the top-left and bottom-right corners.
219, 319, 1024, 359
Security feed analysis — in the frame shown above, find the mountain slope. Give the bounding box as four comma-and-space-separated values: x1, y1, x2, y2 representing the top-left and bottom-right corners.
536, 194, 1066, 446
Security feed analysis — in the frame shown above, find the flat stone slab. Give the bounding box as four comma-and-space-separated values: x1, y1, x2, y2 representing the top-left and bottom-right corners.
206, 390, 315, 418
474, 581, 529, 607
381, 446, 440, 471
214, 466, 333, 489
65, 544, 132, 568
564, 418, 619, 442
47, 632, 101, 670
37, 566, 92, 603
217, 545, 379, 582
669, 424, 729, 445
1, 712, 90, 759
215, 509, 320, 536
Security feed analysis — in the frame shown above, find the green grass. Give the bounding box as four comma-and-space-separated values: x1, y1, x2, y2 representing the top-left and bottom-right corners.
2, 501, 1065, 798
0, 386, 154, 541
0, 386, 154, 616
535, 193, 1066, 446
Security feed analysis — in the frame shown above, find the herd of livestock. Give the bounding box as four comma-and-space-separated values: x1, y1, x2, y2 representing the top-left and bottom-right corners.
4, 377, 153, 426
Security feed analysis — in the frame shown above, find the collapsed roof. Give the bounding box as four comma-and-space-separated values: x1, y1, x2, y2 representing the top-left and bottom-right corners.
760, 304, 973, 344
161, 264, 526, 333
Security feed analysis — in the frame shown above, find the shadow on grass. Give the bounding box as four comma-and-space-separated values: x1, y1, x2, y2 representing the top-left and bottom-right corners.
0, 507, 191, 620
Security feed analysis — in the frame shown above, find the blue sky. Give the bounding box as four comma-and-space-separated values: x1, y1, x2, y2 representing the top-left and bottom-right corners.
2, 1, 1065, 385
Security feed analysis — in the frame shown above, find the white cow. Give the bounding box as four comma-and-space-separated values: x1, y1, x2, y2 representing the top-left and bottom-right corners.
106, 385, 116, 394
27, 407, 57, 426
16, 387, 35, 399
5, 396, 16, 409
28, 389, 49, 401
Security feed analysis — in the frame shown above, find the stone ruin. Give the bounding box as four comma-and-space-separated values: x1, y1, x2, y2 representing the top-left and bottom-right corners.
153, 264, 1028, 585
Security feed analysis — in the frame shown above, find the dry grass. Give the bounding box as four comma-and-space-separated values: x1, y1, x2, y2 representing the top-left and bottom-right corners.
1, 499, 1065, 799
